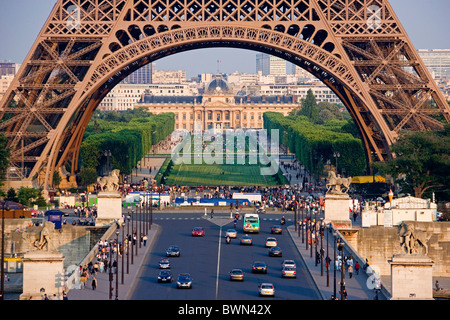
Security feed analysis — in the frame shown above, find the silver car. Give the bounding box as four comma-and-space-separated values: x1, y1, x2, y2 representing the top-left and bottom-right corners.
281, 266, 297, 278
258, 283, 275, 296
282, 259, 296, 269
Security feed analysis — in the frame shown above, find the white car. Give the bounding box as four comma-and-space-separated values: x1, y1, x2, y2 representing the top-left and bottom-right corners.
226, 229, 237, 238
282, 259, 296, 269
258, 283, 275, 296
265, 237, 277, 247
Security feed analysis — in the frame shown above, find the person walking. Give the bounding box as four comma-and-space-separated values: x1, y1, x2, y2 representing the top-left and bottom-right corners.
91, 276, 97, 290
348, 265, 353, 279
354, 261, 360, 275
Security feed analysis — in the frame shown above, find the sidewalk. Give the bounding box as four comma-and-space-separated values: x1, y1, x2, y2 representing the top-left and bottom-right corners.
287, 225, 384, 300
66, 224, 160, 300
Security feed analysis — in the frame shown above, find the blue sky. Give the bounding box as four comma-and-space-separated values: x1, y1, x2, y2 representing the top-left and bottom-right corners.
0, 0, 449, 77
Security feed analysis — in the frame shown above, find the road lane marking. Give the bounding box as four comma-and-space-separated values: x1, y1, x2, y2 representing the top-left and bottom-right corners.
216, 226, 222, 300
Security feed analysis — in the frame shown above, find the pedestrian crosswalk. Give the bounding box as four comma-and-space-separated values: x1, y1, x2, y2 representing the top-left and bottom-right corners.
152, 217, 293, 222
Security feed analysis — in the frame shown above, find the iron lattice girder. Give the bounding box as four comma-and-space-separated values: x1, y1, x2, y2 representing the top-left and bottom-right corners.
0, 0, 449, 189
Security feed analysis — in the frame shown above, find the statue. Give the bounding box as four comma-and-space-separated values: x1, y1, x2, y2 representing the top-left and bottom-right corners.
397, 222, 431, 255
32, 222, 55, 252
326, 171, 352, 195
97, 169, 120, 192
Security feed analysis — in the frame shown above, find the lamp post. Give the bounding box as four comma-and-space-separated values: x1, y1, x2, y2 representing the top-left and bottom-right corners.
121, 222, 125, 284
326, 224, 330, 287
338, 241, 345, 300
333, 231, 337, 298
115, 229, 119, 300
0, 200, 8, 301
333, 151, 340, 173
104, 150, 112, 176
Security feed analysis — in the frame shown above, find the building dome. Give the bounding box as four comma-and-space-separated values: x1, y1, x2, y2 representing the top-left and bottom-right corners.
205, 76, 232, 95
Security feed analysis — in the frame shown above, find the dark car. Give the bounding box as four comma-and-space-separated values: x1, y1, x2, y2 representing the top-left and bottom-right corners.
176, 273, 192, 289
269, 247, 282, 257
252, 261, 267, 274
271, 225, 282, 234
157, 270, 173, 282
240, 235, 253, 245
166, 245, 180, 257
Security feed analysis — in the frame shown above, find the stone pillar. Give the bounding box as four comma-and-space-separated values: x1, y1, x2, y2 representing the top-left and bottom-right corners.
96, 191, 123, 226
324, 193, 352, 228
20, 251, 65, 300
389, 254, 434, 300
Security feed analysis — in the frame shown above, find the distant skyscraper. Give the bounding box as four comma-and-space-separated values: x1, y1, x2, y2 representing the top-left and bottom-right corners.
417, 49, 450, 81
256, 53, 291, 76
122, 62, 153, 84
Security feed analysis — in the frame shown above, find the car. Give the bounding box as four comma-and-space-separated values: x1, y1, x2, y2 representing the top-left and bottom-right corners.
240, 235, 253, 245
166, 245, 181, 257
229, 269, 244, 281
258, 283, 275, 296
281, 266, 297, 278
252, 261, 267, 274
282, 259, 296, 268
226, 229, 237, 238
265, 237, 277, 247
192, 227, 205, 237
176, 273, 192, 289
159, 258, 170, 269
271, 225, 282, 234
269, 247, 282, 257
157, 270, 173, 282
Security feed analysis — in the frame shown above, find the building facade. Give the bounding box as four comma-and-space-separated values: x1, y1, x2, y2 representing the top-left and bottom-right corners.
137, 75, 297, 132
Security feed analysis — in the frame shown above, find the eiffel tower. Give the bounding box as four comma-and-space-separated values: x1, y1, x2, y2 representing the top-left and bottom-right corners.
0, 0, 449, 189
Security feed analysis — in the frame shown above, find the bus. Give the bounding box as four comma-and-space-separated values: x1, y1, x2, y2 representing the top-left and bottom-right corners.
243, 213, 260, 233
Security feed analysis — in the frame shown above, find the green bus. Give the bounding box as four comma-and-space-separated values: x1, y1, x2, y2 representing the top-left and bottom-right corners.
243, 213, 260, 233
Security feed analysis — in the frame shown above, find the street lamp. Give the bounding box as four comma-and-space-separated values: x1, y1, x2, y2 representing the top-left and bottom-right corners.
104, 150, 112, 176
338, 240, 345, 300
1, 200, 9, 301
333, 151, 340, 173
333, 231, 337, 298
115, 229, 120, 300
121, 222, 125, 284
127, 214, 132, 267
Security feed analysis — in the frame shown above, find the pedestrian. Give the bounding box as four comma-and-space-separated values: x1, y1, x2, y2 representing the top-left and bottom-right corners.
143, 235, 148, 246
210, 209, 214, 219
348, 265, 353, 278
91, 276, 97, 290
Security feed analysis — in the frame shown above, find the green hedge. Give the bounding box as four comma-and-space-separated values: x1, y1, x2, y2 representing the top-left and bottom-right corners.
80, 113, 175, 175
264, 112, 366, 176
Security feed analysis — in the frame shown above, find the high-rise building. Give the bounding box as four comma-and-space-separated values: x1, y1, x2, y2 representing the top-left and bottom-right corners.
417, 49, 450, 81
256, 53, 296, 76
121, 62, 153, 84
0, 61, 20, 76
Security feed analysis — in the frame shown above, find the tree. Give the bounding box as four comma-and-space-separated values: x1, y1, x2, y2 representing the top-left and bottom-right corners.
298, 89, 319, 123
375, 126, 450, 199
5, 187, 18, 202
0, 134, 11, 186
78, 167, 98, 187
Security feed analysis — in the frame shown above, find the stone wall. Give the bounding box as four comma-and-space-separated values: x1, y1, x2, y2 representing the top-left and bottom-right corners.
349, 222, 450, 276
5, 219, 108, 269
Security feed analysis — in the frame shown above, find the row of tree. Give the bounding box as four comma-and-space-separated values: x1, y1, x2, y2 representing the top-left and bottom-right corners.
78, 110, 175, 186
264, 112, 367, 177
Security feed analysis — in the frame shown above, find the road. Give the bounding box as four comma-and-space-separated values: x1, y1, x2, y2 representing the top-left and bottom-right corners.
130, 212, 321, 300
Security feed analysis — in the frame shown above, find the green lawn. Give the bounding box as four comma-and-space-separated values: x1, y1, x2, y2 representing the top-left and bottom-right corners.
165, 161, 284, 187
